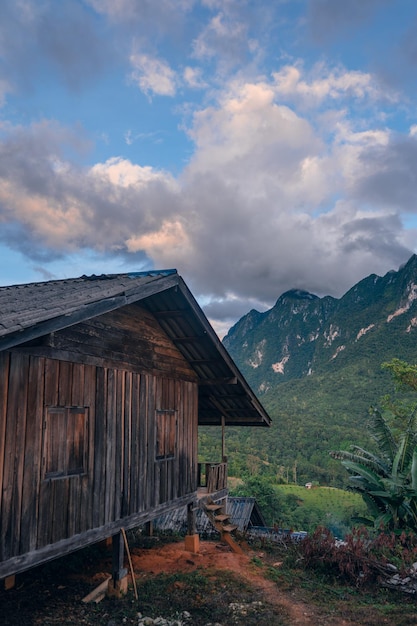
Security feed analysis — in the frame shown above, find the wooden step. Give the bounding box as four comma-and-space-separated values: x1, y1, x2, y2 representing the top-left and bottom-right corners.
221, 524, 238, 533
215, 514, 230, 522
221, 531, 245, 555
205, 504, 223, 512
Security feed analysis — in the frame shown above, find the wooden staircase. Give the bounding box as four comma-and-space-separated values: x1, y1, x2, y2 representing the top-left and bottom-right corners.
201, 498, 244, 554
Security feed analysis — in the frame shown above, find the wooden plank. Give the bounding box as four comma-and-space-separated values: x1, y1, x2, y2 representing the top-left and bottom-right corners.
105, 368, 117, 524
0, 295, 127, 352
111, 531, 126, 582
67, 473, 79, 537
93, 367, 107, 528
81, 364, 96, 533
0, 351, 10, 561
16, 346, 198, 384
153, 377, 162, 507
138, 373, 148, 511
179, 380, 184, 498
122, 371, 132, 518
145, 375, 154, 510
20, 357, 44, 553
48, 304, 197, 380
1, 353, 29, 558
82, 577, 111, 604
114, 370, 125, 520
44, 358, 59, 406
129, 373, 139, 515
4, 575, 16, 590
0, 491, 197, 579
71, 362, 85, 406
51, 477, 69, 543
58, 360, 72, 406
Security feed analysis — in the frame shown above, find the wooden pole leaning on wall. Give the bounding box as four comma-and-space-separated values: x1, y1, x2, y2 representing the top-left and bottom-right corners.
121, 528, 138, 600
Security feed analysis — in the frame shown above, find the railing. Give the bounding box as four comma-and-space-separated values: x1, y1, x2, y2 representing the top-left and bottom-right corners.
198, 461, 228, 493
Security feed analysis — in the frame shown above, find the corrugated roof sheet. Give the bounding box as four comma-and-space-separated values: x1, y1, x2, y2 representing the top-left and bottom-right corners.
0, 271, 271, 427
153, 497, 267, 534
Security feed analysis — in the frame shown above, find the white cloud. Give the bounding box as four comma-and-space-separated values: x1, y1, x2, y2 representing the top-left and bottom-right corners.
90, 156, 178, 190
0, 0, 415, 327
183, 66, 207, 89
185, 80, 329, 208
192, 9, 255, 71
130, 53, 177, 96
273, 63, 399, 107
87, 0, 195, 22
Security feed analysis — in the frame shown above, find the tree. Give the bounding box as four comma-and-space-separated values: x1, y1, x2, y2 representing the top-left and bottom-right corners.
231, 475, 283, 526
330, 360, 417, 532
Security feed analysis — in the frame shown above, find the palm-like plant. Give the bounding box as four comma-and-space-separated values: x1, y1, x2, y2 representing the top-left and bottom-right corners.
330, 403, 417, 532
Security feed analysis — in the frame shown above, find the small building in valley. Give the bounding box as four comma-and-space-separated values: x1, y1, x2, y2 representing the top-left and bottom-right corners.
0, 270, 270, 585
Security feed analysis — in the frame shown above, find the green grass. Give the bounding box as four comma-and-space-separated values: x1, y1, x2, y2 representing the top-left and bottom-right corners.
274, 484, 367, 536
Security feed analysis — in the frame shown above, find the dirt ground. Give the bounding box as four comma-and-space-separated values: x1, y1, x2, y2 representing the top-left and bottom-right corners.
129, 540, 353, 626
1, 539, 412, 625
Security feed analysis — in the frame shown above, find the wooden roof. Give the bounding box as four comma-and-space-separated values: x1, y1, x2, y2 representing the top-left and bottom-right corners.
0, 270, 271, 427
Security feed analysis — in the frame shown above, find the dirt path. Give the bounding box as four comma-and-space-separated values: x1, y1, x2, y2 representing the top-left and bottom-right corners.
2, 538, 411, 625
130, 540, 354, 625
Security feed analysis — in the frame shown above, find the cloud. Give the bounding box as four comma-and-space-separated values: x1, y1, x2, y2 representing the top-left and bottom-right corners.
352, 134, 417, 213
307, 0, 394, 42
183, 66, 207, 89
273, 63, 398, 107
0, 0, 113, 94
0, 123, 181, 258
306, 0, 417, 99
192, 8, 257, 72
87, 0, 195, 24
0, 67, 413, 326
171, 77, 412, 312
130, 53, 177, 96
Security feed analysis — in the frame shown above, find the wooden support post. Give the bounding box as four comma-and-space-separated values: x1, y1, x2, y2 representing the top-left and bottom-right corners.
185, 501, 199, 553
221, 415, 226, 462
111, 531, 127, 583
187, 501, 196, 535
145, 521, 153, 537
4, 575, 16, 590
108, 531, 129, 598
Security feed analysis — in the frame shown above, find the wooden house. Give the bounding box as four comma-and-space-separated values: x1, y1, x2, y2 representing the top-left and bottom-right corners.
0, 270, 270, 584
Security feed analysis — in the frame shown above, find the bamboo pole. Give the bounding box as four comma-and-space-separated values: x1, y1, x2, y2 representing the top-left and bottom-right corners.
121, 527, 138, 600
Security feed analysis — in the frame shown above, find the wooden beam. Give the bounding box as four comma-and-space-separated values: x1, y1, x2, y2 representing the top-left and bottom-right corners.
82, 577, 111, 604
151, 309, 185, 318
171, 336, 205, 343
221, 415, 226, 462
198, 377, 237, 385
112, 532, 127, 583
187, 502, 196, 535
0, 493, 197, 579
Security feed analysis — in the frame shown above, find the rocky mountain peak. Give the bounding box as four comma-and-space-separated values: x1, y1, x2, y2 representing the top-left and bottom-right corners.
224, 255, 417, 394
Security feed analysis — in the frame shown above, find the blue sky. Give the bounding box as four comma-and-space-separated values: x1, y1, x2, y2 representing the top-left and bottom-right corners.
1, 0, 417, 336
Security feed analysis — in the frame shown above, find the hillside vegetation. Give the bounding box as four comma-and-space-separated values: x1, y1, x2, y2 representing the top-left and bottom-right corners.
200, 255, 417, 488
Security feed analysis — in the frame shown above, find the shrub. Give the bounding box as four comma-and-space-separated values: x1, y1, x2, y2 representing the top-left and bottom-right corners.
298, 526, 417, 586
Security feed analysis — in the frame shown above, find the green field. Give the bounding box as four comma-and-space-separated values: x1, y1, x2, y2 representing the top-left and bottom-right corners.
231, 477, 368, 538
274, 484, 367, 537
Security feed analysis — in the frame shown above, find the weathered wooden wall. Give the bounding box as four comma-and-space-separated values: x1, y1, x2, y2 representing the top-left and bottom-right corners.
0, 304, 198, 576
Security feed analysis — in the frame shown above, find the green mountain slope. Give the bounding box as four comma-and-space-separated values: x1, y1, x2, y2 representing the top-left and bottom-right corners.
207, 255, 417, 486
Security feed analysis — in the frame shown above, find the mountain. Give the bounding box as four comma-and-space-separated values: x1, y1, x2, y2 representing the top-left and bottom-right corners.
215, 255, 417, 486
224, 255, 417, 394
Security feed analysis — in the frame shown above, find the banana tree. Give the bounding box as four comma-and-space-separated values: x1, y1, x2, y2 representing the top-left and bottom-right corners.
330, 405, 417, 532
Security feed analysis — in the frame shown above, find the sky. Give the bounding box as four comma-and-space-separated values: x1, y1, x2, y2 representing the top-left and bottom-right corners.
1, 0, 417, 337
